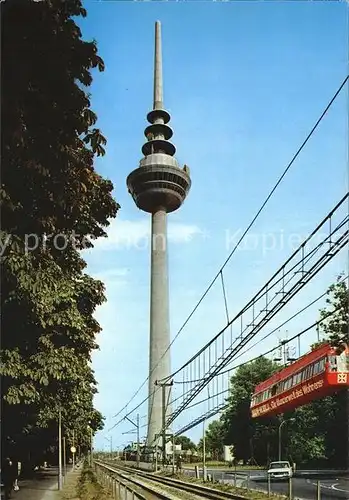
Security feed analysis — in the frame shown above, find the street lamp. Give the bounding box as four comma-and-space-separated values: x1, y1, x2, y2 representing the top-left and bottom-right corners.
278, 419, 295, 461
58, 409, 63, 490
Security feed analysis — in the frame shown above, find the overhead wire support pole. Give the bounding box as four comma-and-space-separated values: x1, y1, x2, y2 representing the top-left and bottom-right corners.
172, 434, 175, 474
124, 414, 140, 468
154, 379, 173, 468
137, 414, 140, 468
162, 384, 166, 467
104, 435, 113, 460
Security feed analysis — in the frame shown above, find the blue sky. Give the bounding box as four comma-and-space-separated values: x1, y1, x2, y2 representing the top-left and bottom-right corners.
77, 1, 348, 451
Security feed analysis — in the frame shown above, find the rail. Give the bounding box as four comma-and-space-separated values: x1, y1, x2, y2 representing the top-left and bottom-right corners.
94, 460, 176, 499
94, 460, 249, 499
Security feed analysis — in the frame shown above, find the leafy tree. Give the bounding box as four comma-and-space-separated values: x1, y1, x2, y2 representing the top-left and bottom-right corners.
221, 357, 279, 464
283, 403, 326, 465
1, 0, 119, 465
174, 435, 197, 451
319, 277, 349, 467
284, 279, 348, 466
198, 420, 225, 460
320, 276, 349, 350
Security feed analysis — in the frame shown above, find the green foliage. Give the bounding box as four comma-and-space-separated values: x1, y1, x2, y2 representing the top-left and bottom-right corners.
320, 276, 349, 350
220, 357, 279, 464
282, 403, 327, 464
164, 470, 286, 500
284, 278, 349, 467
174, 435, 197, 451
197, 420, 225, 460
1, 0, 119, 466
78, 465, 110, 500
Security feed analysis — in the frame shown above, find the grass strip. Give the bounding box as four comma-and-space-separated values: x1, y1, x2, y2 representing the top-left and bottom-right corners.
159, 470, 286, 500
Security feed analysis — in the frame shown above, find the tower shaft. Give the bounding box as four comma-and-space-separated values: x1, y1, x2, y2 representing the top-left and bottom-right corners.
147, 209, 171, 446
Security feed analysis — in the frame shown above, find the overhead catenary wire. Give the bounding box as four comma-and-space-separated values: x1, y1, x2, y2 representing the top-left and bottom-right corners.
112, 284, 345, 439
161, 290, 348, 438
189, 305, 342, 395
112, 211, 348, 437
112, 280, 343, 428
108, 391, 155, 432
170, 302, 343, 415
111, 74, 349, 423
165, 211, 348, 426
170, 306, 342, 436
172, 274, 348, 385
110, 209, 349, 428
166, 197, 348, 381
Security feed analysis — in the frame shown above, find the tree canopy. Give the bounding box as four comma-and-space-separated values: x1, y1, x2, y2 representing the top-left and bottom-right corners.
174, 435, 197, 451
320, 276, 349, 350
1, 0, 119, 467
220, 357, 279, 464
198, 420, 226, 460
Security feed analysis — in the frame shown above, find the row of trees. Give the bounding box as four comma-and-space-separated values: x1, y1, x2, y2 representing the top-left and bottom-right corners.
1, 0, 119, 470
190, 280, 348, 467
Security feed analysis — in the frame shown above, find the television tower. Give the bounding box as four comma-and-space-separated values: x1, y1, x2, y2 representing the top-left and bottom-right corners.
126, 22, 191, 447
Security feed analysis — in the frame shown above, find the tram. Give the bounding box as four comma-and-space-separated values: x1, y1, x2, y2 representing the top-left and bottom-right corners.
251, 343, 349, 418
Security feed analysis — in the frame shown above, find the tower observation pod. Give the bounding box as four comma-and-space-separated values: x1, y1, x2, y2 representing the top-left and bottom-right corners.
126, 22, 191, 448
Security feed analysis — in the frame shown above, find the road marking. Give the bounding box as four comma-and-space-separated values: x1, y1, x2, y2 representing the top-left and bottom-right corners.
310, 481, 349, 493
331, 483, 349, 493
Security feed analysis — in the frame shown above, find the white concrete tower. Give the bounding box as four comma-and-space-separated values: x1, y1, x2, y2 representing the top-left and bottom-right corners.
126, 21, 191, 448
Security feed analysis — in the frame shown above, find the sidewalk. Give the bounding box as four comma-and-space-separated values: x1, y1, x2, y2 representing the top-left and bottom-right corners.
13, 466, 80, 500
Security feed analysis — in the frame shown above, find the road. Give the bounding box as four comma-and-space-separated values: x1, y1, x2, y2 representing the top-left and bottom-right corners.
239, 471, 349, 500
193, 468, 349, 500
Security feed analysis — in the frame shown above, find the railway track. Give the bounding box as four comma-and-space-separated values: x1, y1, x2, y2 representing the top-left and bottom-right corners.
94, 460, 248, 500
95, 460, 178, 499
